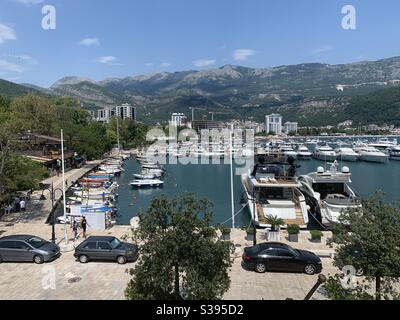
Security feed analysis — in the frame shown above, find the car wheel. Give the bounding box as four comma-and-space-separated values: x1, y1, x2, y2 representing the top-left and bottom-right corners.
255, 262, 267, 273
304, 264, 316, 275
117, 256, 127, 265
79, 255, 89, 264
34, 255, 44, 264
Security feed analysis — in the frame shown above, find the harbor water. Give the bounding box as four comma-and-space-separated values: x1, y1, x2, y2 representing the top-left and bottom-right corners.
114, 157, 400, 227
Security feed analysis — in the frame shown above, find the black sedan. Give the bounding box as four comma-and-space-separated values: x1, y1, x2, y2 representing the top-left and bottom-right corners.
74, 236, 139, 264
242, 242, 322, 275
0, 235, 60, 264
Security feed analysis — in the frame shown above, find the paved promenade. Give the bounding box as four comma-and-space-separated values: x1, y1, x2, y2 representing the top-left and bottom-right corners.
1, 160, 103, 225
0, 223, 339, 300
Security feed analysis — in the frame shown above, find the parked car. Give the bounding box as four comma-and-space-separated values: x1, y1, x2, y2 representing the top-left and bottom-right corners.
0, 235, 60, 264
74, 236, 139, 264
242, 242, 322, 275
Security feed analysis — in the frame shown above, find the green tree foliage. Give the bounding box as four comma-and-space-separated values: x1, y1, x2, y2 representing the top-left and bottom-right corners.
125, 194, 234, 300
328, 193, 400, 300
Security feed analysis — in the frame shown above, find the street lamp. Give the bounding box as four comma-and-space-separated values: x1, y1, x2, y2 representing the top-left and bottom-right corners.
252, 189, 257, 246
40, 182, 64, 243
304, 274, 327, 300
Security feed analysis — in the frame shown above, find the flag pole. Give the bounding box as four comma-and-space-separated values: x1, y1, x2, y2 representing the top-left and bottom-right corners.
229, 124, 235, 229
61, 129, 68, 244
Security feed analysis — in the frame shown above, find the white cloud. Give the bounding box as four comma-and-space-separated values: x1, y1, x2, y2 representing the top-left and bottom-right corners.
0, 59, 24, 73
0, 24, 17, 44
145, 62, 154, 67
5, 54, 37, 65
310, 45, 333, 55
233, 49, 255, 61
15, 0, 44, 5
193, 59, 216, 67
80, 38, 100, 46
160, 62, 171, 68
97, 56, 118, 65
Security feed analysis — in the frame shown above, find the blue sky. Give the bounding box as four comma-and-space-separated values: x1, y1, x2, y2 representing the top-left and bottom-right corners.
1, 0, 400, 87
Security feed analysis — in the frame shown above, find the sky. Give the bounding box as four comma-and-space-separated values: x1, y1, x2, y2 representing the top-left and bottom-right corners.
1, 0, 400, 87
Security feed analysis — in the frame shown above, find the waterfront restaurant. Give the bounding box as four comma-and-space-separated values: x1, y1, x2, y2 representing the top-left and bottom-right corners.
17, 133, 84, 173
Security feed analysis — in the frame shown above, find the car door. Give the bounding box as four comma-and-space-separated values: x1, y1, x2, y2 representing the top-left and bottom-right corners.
81, 241, 98, 260
259, 249, 280, 271
13, 241, 35, 262
0, 241, 17, 262
97, 242, 113, 260
274, 249, 302, 272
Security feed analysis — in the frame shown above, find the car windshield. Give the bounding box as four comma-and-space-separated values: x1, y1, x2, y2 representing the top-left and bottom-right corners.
27, 237, 47, 249
109, 238, 121, 249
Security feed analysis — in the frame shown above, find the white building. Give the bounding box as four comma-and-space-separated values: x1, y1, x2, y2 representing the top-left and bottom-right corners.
284, 122, 298, 134
265, 114, 283, 135
95, 103, 136, 123
170, 113, 187, 127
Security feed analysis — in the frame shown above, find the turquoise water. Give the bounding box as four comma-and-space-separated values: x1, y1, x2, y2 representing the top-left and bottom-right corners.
114, 157, 400, 227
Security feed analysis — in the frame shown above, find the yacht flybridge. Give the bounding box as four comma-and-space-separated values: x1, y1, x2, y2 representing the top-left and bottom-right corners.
241, 156, 309, 228
298, 161, 361, 224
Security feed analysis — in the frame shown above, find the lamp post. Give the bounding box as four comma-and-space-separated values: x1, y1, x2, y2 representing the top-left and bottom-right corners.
304, 274, 327, 300
40, 182, 64, 243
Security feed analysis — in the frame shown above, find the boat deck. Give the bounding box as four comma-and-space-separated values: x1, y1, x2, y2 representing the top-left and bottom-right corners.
256, 203, 306, 226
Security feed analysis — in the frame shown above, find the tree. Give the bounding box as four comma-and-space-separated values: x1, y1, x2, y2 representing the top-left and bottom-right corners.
125, 194, 234, 300
328, 193, 400, 300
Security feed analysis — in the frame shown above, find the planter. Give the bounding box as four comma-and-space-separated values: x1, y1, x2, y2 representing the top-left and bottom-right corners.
310, 230, 323, 243
267, 230, 280, 241
288, 233, 299, 242
246, 233, 255, 242
221, 233, 231, 241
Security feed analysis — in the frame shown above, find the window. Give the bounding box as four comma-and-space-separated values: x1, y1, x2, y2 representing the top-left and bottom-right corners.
0, 241, 15, 249
27, 237, 47, 249
110, 238, 121, 249
83, 242, 97, 250
14, 241, 31, 250
98, 242, 112, 250
261, 249, 279, 256
276, 249, 294, 257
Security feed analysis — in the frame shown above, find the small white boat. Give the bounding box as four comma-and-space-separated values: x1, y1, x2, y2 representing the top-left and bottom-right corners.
133, 173, 161, 179
142, 163, 162, 170
130, 179, 164, 187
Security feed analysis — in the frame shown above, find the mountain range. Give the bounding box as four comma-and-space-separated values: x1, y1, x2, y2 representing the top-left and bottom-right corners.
2, 56, 400, 126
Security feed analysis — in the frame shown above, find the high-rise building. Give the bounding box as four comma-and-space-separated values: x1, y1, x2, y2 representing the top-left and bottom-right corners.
170, 113, 187, 127
265, 114, 283, 134
284, 122, 298, 134
94, 103, 136, 123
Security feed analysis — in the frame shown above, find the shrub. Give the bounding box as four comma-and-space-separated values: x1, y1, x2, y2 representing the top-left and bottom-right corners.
287, 224, 300, 235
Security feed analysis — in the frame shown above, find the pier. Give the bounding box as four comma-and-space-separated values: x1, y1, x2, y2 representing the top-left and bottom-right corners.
0, 160, 104, 226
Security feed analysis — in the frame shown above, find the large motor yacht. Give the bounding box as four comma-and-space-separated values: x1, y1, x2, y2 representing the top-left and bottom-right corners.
312, 143, 337, 162
298, 161, 361, 224
389, 146, 400, 161
241, 156, 309, 228
354, 144, 388, 163
335, 147, 359, 162
297, 145, 312, 160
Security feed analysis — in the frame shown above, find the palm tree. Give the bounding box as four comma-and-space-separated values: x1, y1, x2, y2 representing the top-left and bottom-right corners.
265, 214, 284, 231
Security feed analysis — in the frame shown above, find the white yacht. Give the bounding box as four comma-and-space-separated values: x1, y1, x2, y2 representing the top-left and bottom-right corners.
313, 144, 337, 162
335, 147, 359, 162
297, 145, 312, 160
298, 162, 361, 224
389, 146, 400, 161
130, 179, 164, 188
356, 146, 388, 163
241, 160, 309, 228
279, 143, 298, 159
369, 138, 398, 152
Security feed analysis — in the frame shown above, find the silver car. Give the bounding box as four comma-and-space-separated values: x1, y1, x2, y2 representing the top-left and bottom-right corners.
0, 235, 61, 264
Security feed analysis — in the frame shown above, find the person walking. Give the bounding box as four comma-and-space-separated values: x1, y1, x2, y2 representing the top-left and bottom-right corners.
81, 217, 88, 238
19, 199, 26, 212
72, 219, 79, 241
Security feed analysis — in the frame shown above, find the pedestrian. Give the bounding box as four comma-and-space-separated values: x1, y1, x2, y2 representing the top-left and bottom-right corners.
81, 217, 88, 238
72, 219, 79, 241
15, 197, 20, 212
19, 199, 26, 212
